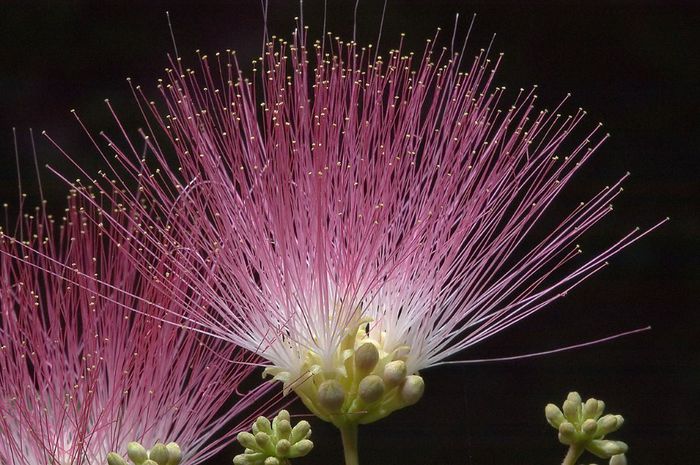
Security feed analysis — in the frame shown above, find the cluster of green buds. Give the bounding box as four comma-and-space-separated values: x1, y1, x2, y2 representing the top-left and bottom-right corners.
233, 410, 313, 465
545, 392, 628, 464
107, 442, 182, 465
266, 319, 424, 428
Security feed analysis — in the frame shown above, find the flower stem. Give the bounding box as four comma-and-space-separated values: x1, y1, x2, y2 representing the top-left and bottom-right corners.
562, 445, 583, 465
339, 423, 359, 465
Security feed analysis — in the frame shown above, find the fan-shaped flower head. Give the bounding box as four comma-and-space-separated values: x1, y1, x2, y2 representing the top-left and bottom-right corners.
0, 190, 279, 465
53, 22, 664, 455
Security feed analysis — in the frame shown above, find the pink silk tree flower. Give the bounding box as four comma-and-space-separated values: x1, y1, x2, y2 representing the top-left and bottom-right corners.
0, 190, 280, 465
48, 25, 665, 465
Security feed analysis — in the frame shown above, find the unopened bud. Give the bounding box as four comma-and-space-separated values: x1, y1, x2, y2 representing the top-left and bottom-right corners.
545, 403, 565, 428
589, 439, 628, 458
583, 398, 599, 418
597, 414, 621, 435
127, 442, 148, 465
355, 342, 379, 373
275, 439, 291, 456
609, 454, 627, 465
558, 422, 576, 445
232, 456, 248, 465
276, 410, 290, 423
149, 443, 169, 465
276, 419, 291, 439
359, 375, 385, 404
582, 418, 598, 435
237, 432, 258, 451
288, 439, 314, 458
400, 375, 424, 405
263, 458, 279, 465
290, 420, 311, 443
563, 399, 580, 421
107, 452, 127, 465
255, 416, 272, 435
318, 379, 346, 412
567, 391, 582, 405
255, 432, 274, 455
383, 360, 407, 388
165, 443, 181, 465
595, 400, 606, 418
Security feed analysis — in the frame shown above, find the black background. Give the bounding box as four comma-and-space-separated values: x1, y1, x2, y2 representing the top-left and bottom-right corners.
0, 1, 697, 464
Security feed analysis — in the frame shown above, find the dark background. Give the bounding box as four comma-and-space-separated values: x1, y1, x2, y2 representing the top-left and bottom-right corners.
0, 1, 697, 464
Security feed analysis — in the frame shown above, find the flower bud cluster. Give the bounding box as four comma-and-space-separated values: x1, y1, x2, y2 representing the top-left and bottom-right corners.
107, 442, 182, 465
266, 320, 425, 427
233, 410, 313, 465
545, 392, 628, 461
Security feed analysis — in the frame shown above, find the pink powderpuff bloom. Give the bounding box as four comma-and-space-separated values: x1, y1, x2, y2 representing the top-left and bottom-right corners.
49, 24, 665, 432
0, 190, 280, 465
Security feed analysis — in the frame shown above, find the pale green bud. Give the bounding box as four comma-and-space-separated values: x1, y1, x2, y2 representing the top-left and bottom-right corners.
567, 391, 582, 405
545, 403, 565, 428
582, 418, 598, 436
165, 443, 182, 465
107, 452, 127, 465
597, 414, 621, 436
358, 375, 385, 404
255, 432, 275, 455
276, 410, 290, 423
318, 379, 346, 412
355, 342, 379, 373
263, 458, 279, 465
400, 375, 425, 406
589, 439, 628, 458
276, 419, 292, 439
583, 398, 599, 419
290, 420, 311, 443
558, 422, 576, 445
275, 439, 291, 457
595, 400, 606, 418
255, 416, 273, 435
563, 399, 580, 422
232, 455, 249, 465
288, 439, 314, 458
383, 360, 407, 388
127, 442, 148, 465
609, 454, 627, 465
149, 443, 169, 465
237, 432, 258, 451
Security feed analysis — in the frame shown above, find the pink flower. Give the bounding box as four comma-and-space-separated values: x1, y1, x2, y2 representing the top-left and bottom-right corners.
0, 191, 279, 465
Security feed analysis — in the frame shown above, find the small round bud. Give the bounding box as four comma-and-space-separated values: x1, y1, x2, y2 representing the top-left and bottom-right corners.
276, 419, 292, 439
236, 432, 258, 451
358, 375, 385, 404
597, 414, 621, 435
165, 443, 181, 465
288, 439, 314, 458
255, 432, 273, 452
290, 420, 311, 443
563, 399, 580, 422
127, 442, 148, 465
318, 379, 346, 412
275, 439, 291, 457
545, 403, 565, 428
255, 416, 272, 434
107, 452, 127, 465
582, 418, 598, 435
558, 422, 576, 445
263, 458, 279, 465
567, 391, 582, 405
400, 375, 424, 406
590, 440, 628, 458
609, 454, 627, 465
355, 342, 379, 373
276, 410, 291, 423
583, 398, 599, 418
383, 360, 407, 388
149, 443, 169, 465
232, 455, 248, 465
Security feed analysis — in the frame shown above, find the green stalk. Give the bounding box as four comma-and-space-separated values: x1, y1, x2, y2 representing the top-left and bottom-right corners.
339, 423, 359, 465
561, 445, 583, 465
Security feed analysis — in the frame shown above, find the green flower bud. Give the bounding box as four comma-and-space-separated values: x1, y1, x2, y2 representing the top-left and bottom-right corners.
589, 439, 628, 458
276, 419, 292, 439
567, 391, 582, 405
545, 403, 565, 428
127, 442, 148, 465
165, 443, 182, 465
290, 420, 311, 443
597, 414, 621, 436
609, 454, 627, 465
355, 342, 379, 373
275, 439, 291, 457
107, 452, 127, 465
263, 458, 279, 465
255, 416, 273, 435
582, 418, 598, 436
255, 432, 275, 456
232, 455, 249, 465
288, 439, 314, 458
358, 375, 385, 404
237, 432, 258, 451
318, 379, 346, 412
383, 360, 407, 388
558, 422, 576, 445
563, 399, 580, 422
583, 398, 599, 419
400, 375, 424, 406
595, 400, 606, 418
276, 410, 291, 423
149, 443, 169, 465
